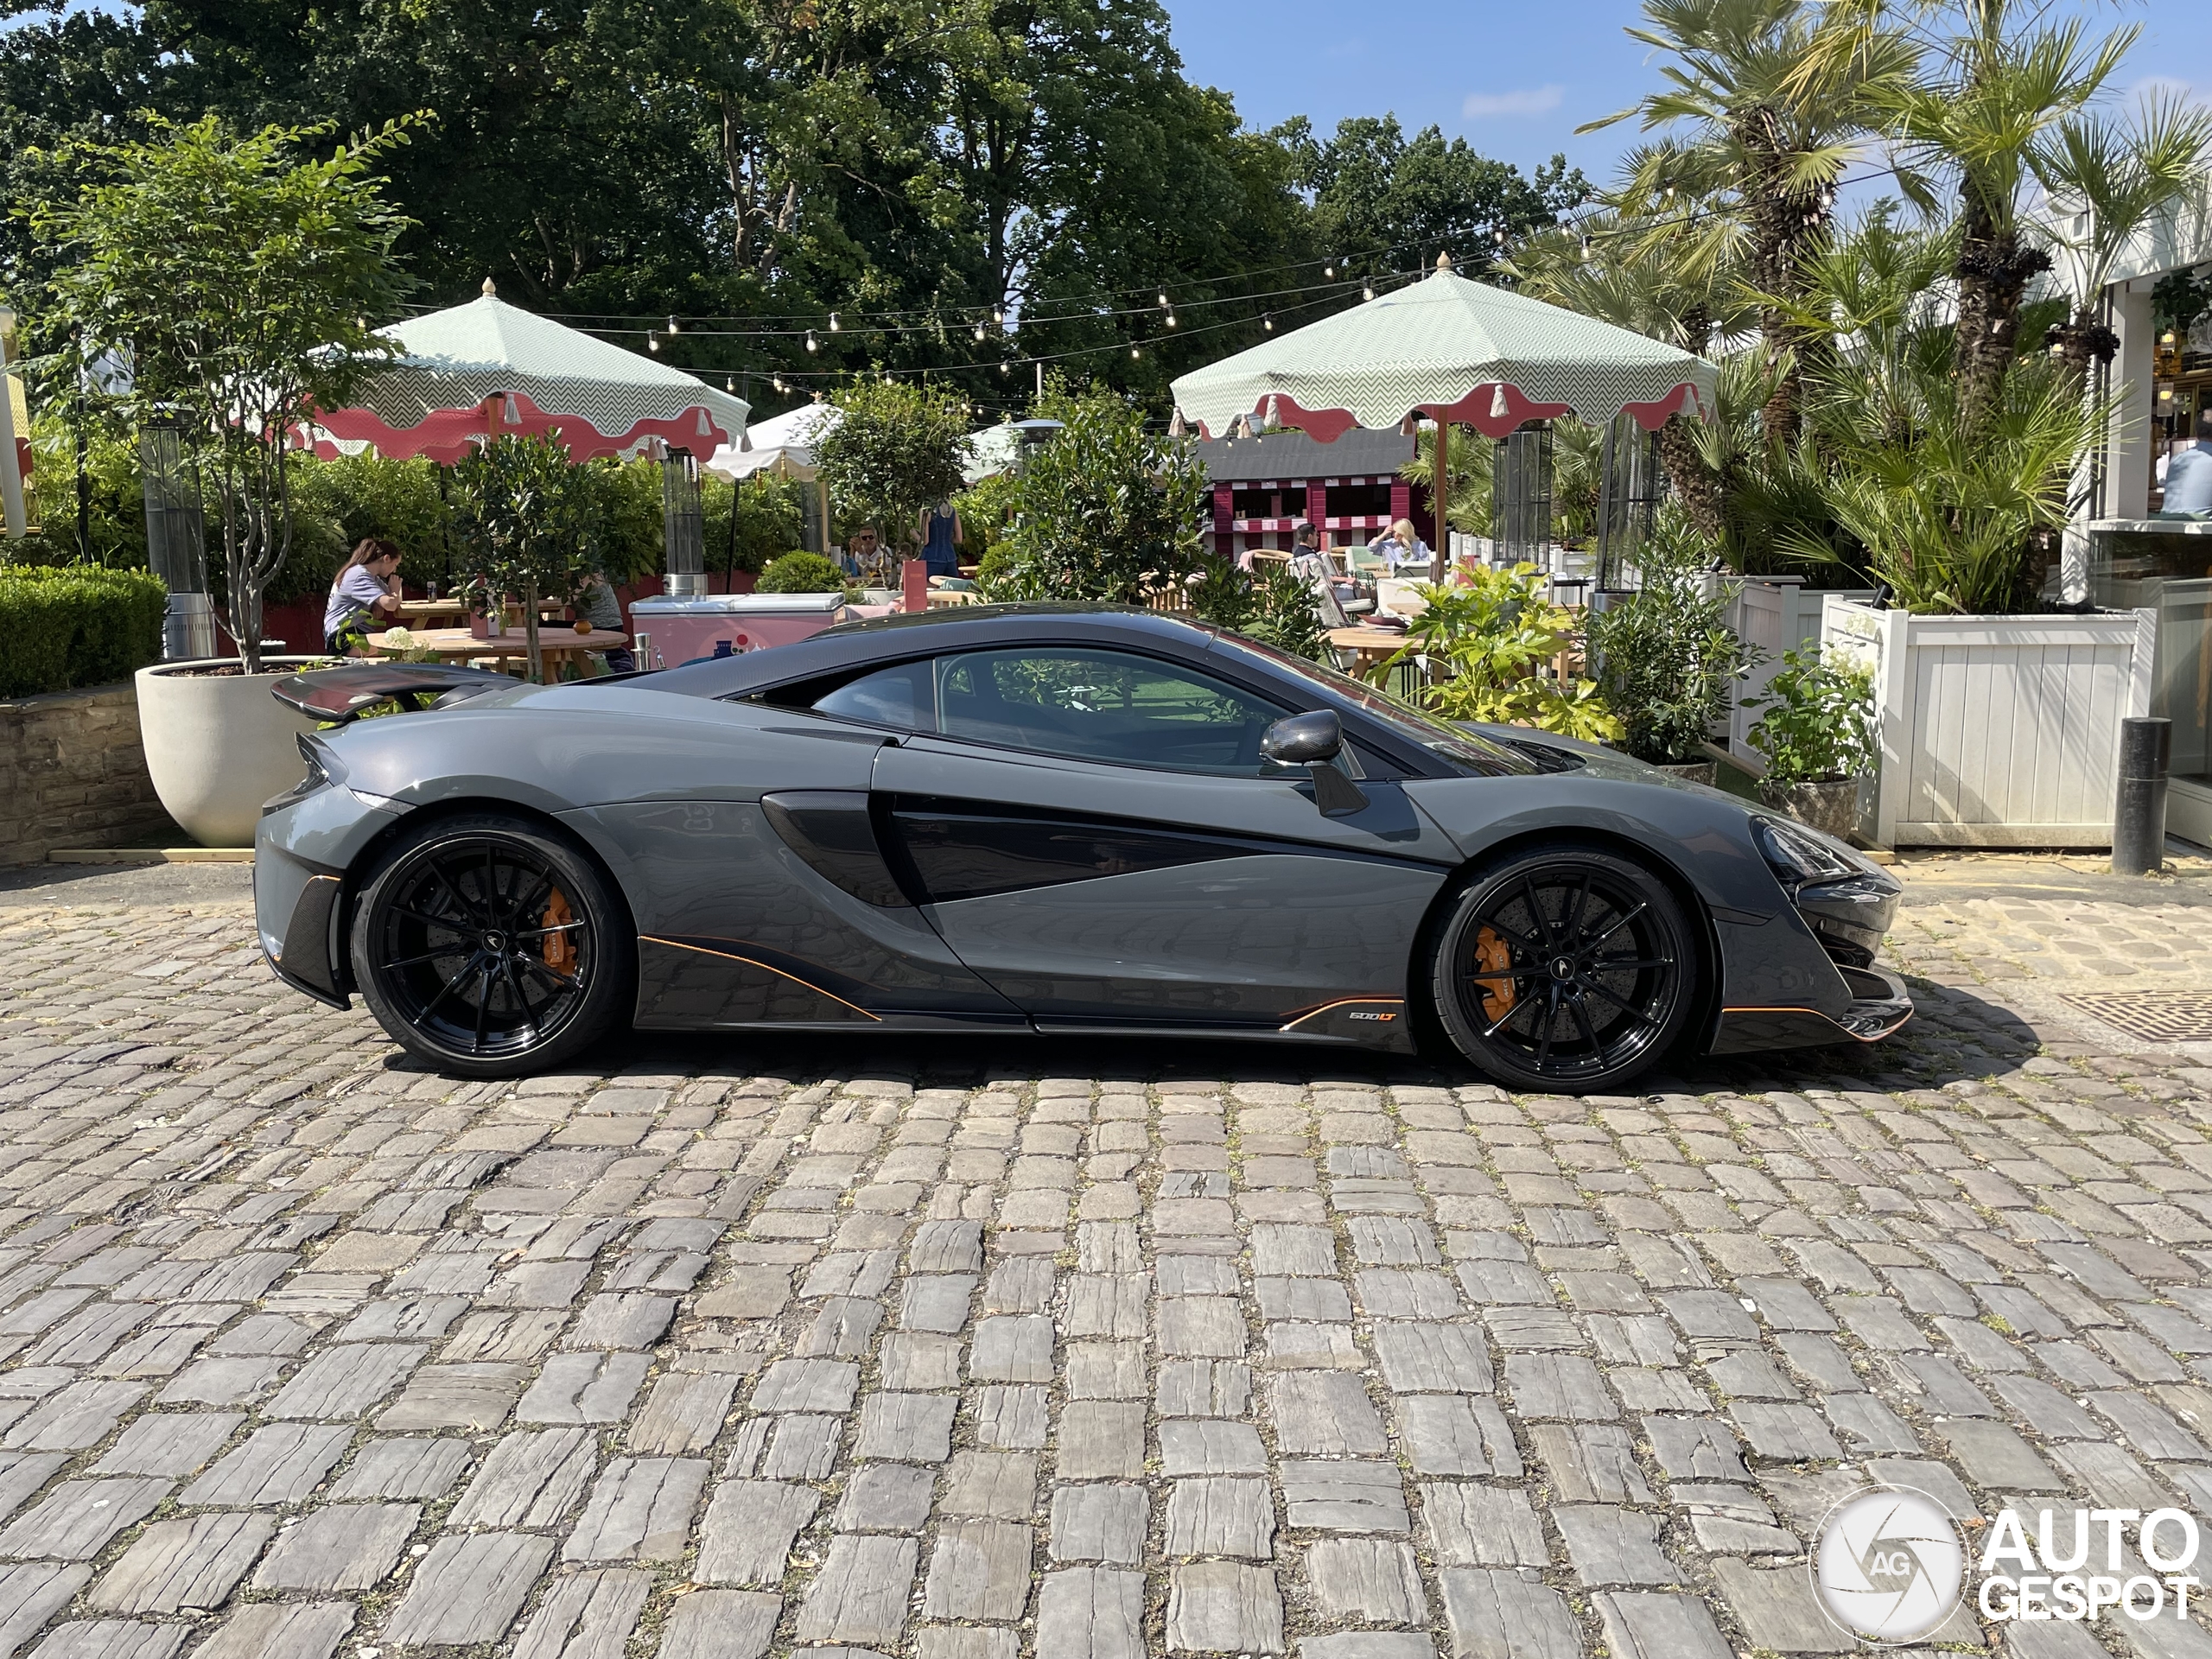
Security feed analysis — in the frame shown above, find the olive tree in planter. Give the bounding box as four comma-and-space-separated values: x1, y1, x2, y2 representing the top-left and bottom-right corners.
29, 116, 410, 844
812, 378, 971, 582
1745, 648, 1876, 840
448, 434, 594, 684
1586, 513, 1748, 781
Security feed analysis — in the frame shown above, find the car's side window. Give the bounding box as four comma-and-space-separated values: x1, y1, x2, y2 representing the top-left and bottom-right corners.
810, 658, 935, 731
933, 649, 1287, 775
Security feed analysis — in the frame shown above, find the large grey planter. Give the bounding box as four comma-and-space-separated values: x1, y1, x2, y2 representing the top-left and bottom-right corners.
1758, 778, 1863, 842
136, 658, 321, 847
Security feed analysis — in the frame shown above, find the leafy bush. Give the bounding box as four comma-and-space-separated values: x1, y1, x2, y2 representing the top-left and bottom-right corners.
1747, 648, 1876, 784
1586, 512, 1747, 764
758, 551, 845, 594
815, 379, 973, 570
1188, 555, 1325, 660
0, 565, 166, 696
1384, 563, 1621, 742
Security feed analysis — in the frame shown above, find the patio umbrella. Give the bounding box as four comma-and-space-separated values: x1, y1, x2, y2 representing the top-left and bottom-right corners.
1170, 255, 1717, 576
703, 400, 839, 483
307, 280, 750, 463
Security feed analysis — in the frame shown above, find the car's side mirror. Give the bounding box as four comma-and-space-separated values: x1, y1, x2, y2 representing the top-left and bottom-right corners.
1262, 710, 1368, 816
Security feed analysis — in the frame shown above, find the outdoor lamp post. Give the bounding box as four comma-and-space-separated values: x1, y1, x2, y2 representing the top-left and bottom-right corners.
661, 445, 706, 596
140, 415, 217, 660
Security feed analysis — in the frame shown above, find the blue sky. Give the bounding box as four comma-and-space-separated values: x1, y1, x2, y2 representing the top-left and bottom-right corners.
1164, 0, 2212, 191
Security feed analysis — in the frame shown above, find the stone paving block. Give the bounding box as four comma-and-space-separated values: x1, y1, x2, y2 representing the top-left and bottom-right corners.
652, 1589, 779, 1659
1402, 1394, 1520, 1478
1166, 1561, 1284, 1655
1529, 1422, 1650, 1501
1303, 1538, 1424, 1623
880, 1332, 963, 1390
518, 1352, 653, 1423
382, 1532, 556, 1648
251, 1503, 417, 1592
1061, 1401, 1148, 1478
696, 1480, 819, 1584
1554, 1503, 1679, 1586
901, 1274, 978, 1332
1164, 1477, 1274, 1560
975, 1384, 1049, 1448
1281, 1461, 1408, 1533
1421, 1483, 1544, 1566
794, 1534, 918, 1646
1731, 1402, 1842, 1463
181, 1424, 353, 1506
511, 1567, 652, 1659
0, 1564, 91, 1659
1591, 1590, 1734, 1659
1298, 1637, 1433, 1659
1160, 1418, 1267, 1477
1438, 1567, 1580, 1659
798, 1296, 886, 1358
1051, 1483, 1147, 1565
943, 1451, 1037, 1518
1821, 1391, 1919, 1454
337, 1294, 470, 1341
911, 1219, 984, 1272
1370, 1321, 1494, 1393
1254, 1278, 1351, 1323
89, 1511, 274, 1613
1271, 1371, 1388, 1457
626, 1372, 739, 1455
1065, 1339, 1146, 1398
924, 1518, 1033, 1620
375, 1362, 528, 1432
759, 1414, 842, 1479
752, 1357, 861, 1413
1707, 1559, 1853, 1653
90, 1414, 239, 1478
21, 1623, 184, 1659
1158, 1361, 1252, 1418
194, 1601, 353, 1659
824, 1458, 932, 1534
1504, 1353, 1615, 1421
1037, 1567, 1145, 1659
448, 1428, 598, 1529
3, 1382, 143, 1452
264, 1343, 424, 1420
149, 1357, 280, 1408
0, 1478, 169, 1560
564, 1457, 708, 1562
331, 1436, 474, 1500
855, 1391, 957, 1463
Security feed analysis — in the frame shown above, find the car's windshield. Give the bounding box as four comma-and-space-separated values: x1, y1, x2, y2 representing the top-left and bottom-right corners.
1211, 633, 1535, 778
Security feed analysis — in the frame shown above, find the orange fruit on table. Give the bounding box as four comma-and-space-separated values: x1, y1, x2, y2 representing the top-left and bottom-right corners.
574, 619, 592, 635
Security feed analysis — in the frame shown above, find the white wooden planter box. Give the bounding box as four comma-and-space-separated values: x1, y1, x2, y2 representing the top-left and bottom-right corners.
1725, 578, 1876, 760
1819, 597, 2156, 848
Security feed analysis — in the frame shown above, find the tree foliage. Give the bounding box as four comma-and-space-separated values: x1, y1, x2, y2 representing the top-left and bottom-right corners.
814, 378, 974, 570
27, 115, 412, 671
449, 433, 597, 681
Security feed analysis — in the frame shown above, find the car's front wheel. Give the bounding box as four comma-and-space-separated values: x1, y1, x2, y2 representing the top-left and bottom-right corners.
1430, 845, 1696, 1093
350, 812, 633, 1077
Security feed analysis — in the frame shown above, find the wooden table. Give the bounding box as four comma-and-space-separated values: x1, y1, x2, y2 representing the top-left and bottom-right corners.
395, 597, 569, 629
374, 626, 631, 675
1327, 626, 1414, 674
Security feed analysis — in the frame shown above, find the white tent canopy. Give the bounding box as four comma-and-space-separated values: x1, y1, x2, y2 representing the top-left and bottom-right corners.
704, 401, 841, 481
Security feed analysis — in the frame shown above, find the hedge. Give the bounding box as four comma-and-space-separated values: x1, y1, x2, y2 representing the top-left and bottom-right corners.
0, 566, 168, 698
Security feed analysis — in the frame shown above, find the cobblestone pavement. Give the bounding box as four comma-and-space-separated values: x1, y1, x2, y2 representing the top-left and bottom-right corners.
8, 865, 2212, 1658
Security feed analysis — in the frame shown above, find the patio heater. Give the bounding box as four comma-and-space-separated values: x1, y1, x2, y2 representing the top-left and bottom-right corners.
1491, 426, 1553, 569
1595, 412, 1667, 593
661, 445, 706, 596
140, 416, 217, 660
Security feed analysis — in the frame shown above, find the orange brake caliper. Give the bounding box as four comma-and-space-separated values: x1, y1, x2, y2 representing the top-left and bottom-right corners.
542, 889, 577, 976
1474, 925, 1516, 1023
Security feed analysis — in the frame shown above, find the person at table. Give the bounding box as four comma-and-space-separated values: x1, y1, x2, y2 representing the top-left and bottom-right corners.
841, 525, 883, 581
2164, 409, 2212, 518
918, 499, 964, 576
575, 569, 636, 674
324, 537, 403, 655
1365, 518, 1429, 575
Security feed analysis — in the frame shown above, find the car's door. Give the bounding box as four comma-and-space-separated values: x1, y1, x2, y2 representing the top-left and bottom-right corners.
847, 645, 1465, 1032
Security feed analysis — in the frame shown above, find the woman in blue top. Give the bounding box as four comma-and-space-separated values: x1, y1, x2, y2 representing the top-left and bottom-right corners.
324, 537, 404, 655
918, 499, 964, 576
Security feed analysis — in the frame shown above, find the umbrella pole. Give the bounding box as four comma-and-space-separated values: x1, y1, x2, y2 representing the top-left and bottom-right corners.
1431, 416, 1448, 583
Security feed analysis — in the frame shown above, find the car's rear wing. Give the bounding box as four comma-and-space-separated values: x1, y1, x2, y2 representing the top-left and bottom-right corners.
269, 662, 516, 724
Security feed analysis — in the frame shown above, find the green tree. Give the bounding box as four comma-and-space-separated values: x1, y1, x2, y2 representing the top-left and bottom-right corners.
813, 378, 973, 573
993, 390, 1207, 604
450, 433, 598, 681
29, 115, 412, 671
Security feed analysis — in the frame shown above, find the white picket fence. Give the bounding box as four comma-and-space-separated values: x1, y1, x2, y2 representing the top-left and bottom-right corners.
1820, 597, 2156, 848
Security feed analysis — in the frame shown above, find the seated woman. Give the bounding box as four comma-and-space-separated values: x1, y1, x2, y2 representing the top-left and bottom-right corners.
323, 537, 404, 655
1365, 518, 1431, 576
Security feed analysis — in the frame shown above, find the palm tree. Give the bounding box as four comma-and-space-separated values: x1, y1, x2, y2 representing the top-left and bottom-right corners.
2038, 93, 2212, 379
1799, 0, 2133, 419
1580, 0, 1903, 436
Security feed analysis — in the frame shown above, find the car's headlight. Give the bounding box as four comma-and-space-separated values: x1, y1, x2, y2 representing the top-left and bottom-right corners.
1751, 814, 1869, 887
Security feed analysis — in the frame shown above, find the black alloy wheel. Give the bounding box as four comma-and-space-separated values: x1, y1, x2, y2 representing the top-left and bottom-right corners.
350, 812, 632, 1077
1431, 846, 1695, 1092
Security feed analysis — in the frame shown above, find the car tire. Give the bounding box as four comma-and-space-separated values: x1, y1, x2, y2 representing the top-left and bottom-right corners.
350, 811, 633, 1078
1429, 844, 1697, 1093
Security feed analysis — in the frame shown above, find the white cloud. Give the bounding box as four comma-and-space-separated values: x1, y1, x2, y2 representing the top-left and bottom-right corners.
1462, 85, 1565, 119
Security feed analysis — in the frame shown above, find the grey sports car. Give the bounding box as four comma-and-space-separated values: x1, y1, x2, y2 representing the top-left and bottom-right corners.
253, 603, 1910, 1088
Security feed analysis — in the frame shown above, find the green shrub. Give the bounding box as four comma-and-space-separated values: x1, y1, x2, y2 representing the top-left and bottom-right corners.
0, 566, 167, 696
758, 551, 845, 594
1747, 648, 1876, 784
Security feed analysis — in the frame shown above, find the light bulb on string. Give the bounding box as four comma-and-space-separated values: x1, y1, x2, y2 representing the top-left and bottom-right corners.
1131, 345, 1141, 359
829, 312, 841, 332
1362, 280, 1375, 302
999, 360, 1009, 375
805, 329, 818, 353
974, 321, 987, 342
992, 306, 1004, 324
1580, 234, 1592, 260
647, 332, 660, 353
1165, 311, 1178, 327
666, 315, 680, 334
1324, 257, 1336, 277
1157, 290, 1169, 309
1262, 314, 1274, 332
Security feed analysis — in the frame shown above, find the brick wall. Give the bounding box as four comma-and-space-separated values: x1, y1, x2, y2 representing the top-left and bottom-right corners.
0, 682, 177, 866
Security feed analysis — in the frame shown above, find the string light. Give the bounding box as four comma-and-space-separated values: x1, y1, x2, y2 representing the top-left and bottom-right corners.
974, 321, 988, 342
1262, 314, 1274, 332
646, 332, 660, 353
1131, 345, 1141, 359
1361, 281, 1375, 302
1157, 289, 1169, 309
991, 306, 1004, 324
666, 315, 680, 334
829, 312, 841, 332
1165, 310, 1178, 327
804, 329, 818, 353
1324, 258, 1336, 277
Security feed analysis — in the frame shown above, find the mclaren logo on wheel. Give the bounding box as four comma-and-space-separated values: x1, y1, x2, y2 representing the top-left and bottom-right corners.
1813, 1486, 1967, 1644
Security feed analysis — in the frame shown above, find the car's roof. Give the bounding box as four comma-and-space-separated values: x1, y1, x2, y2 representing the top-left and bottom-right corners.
632, 603, 1235, 699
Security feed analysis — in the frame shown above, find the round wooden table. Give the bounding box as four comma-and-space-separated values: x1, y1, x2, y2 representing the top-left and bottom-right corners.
394, 597, 569, 629
1327, 626, 1414, 673
373, 626, 631, 675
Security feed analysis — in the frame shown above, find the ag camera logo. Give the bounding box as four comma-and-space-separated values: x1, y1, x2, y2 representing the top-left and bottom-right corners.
1813, 1486, 1967, 1644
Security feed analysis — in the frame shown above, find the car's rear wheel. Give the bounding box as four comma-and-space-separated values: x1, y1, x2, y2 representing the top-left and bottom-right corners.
350, 812, 632, 1077
1430, 846, 1696, 1093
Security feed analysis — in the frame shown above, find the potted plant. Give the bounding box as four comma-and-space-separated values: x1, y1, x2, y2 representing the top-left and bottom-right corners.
449, 434, 594, 683
1745, 648, 1876, 839
31, 116, 410, 844
1381, 563, 1622, 742
1586, 512, 1747, 782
